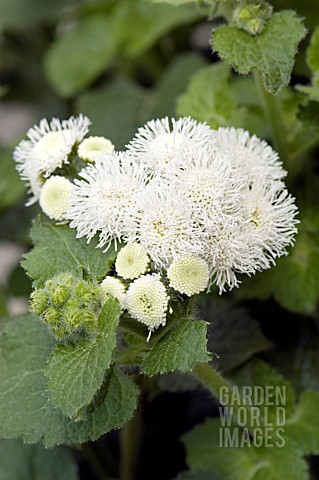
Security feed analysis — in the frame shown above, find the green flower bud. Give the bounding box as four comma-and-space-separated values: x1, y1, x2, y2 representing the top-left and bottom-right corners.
81, 309, 98, 335
75, 282, 98, 304
64, 305, 84, 330
51, 285, 70, 306
29, 289, 48, 316
43, 306, 61, 326
233, 1, 273, 35
48, 324, 70, 341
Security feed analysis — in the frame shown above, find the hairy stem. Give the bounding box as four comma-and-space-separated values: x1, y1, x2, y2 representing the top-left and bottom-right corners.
192, 362, 252, 424
254, 70, 291, 165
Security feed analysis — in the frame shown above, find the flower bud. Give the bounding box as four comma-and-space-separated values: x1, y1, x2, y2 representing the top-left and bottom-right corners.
51, 284, 70, 306
43, 306, 61, 326
233, 1, 273, 35
29, 289, 48, 316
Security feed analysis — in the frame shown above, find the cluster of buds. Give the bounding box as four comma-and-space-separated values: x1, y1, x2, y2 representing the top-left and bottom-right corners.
29, 273, 101, 340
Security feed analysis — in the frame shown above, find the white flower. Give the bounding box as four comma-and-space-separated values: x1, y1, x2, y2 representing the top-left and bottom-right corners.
164, 144, 246, 226
115, 243, 149, 279
126, 116, 214, 173
100, 276, 126, 308
167, 255, 209, 296
68, 152, 147, 249
14, 114, 91, 203
78, 136, 115, 162
213, 127, 287, 183
125, 274, 169, 334
242, 179, 299, 263
123, 183, 203, 269
39, 176, 73, 221
204, 220, 261, 293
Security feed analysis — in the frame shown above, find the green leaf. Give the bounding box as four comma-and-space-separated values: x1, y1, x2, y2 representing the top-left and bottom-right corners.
306, 25, 319, 76
22, 215, 117, 287
0, 439, 77, 480
0, 148, 25, 209
77, 77, 146, 150
43, 15, 120, 97
230, 359, 296, 421
46, 297, 121, 418
77, 54, 204, 149
0, 0, 65, 31
298, 101, 319, 130
0, 316, 138, 446
203, 299, 271, 373
142, 318, 210, 376
285, 391, 319, 455
296, 84, 319, 101
235, 227, 319, 315
184, 419, 309, 480
149, 53, 206, 119
123, 1, 201, 57
211, 11, 307, 94
177, 63, 245, 128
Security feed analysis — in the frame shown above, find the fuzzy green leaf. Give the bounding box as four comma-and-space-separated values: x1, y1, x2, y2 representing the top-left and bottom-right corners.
230, 359, 296, 421
211, 11, 306, 94
285, 391, 319, 455
22, 216, 116, 287
44, 15, 120, 97
46, 298, 121, 418
306, 26, 319, 75
184, 419, 309, 480
142, 318, 210, 376
0, 439, 77, 480
177, 63, 245, 128
0, 316, 137, 446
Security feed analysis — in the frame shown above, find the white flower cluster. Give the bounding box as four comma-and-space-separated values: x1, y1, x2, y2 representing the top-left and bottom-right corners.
15, 115, 298, 335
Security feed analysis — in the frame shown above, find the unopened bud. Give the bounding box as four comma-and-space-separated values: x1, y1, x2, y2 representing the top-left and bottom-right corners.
233, 1, 273, 35
29, 289, 48, 316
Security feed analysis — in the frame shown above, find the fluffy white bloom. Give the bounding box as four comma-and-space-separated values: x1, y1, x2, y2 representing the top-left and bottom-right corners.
115, 243, 149, 279
126, 116, 214, 173
14, 114, 90, 203
78, 136, 114, 162
125, 274, 169, 334
68, 152, 147, 249
100, 276, 126, 308
123, 183, 203, 269
164, 144, 246, 226
212, 127, 287, 183
168, 255, 209, 296
39, 176, 73, 221
242, 180, 299, 263
204, 220, 262, 293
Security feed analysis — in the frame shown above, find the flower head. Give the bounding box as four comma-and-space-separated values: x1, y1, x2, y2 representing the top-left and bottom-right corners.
39, 176, 73, 221
14, 114, 90, 203
100, 277, 126, 308
68, 151, 147, 249
213, 127, 286, 183
126, 116, 214, 173
78, 136, 115, 163
125, 274, 169, 334
124, 183, 202, 269
167, 255, 209, 296
115, 243, 149, 279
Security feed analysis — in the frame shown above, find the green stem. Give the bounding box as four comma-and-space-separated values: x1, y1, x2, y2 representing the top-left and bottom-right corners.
120, 397, 142, 480
192, 363, 252, 423
254, 70, 291, 163
192, 362, 233, 400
